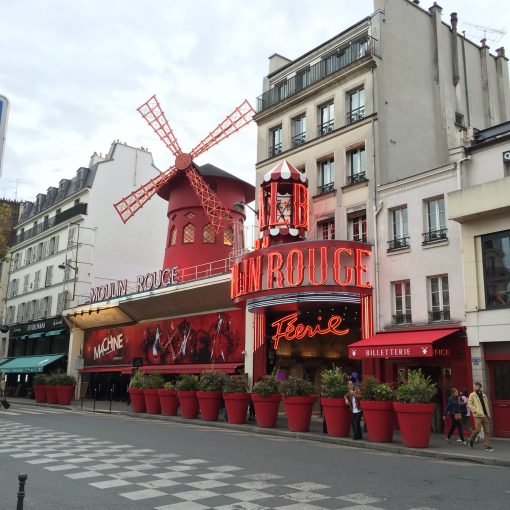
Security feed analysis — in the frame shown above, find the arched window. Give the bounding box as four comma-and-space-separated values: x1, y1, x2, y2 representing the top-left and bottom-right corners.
223, 226, 234, 246
203, 224, 215, 244
168, 226, 177, 246
183, 223, 195, 244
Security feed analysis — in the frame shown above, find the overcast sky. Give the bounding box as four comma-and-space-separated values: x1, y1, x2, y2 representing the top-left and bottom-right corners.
1, 0, 509, 203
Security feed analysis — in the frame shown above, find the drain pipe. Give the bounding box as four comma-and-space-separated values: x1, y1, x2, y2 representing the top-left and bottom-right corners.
455, 154, 471, 190
373, 200, 383, 333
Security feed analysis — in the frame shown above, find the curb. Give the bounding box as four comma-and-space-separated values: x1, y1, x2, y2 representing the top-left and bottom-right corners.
10, 400, 510, 468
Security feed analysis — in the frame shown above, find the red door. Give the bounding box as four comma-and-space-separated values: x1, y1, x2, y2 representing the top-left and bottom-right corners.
489, 361, 510, 438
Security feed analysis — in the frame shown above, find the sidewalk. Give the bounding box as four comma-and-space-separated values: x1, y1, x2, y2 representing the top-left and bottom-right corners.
5, 397, 510, 468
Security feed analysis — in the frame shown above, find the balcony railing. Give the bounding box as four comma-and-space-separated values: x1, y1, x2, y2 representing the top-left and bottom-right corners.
291, 132, 306, 147
347, 171, 367, 185
429, 309, 450, 322
12, 202, 88, 246
388, 237, 410, 250
256, 35, 376, 112
393, 313, 412, 325
346, 106, 365, 124
318, 120, 334, 137
422, 228, 448, 244
317, 182, 335, 195
269, 143, 282, 158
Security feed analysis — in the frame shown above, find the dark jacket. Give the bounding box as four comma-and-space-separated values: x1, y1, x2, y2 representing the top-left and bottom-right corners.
443, 395, 462, 418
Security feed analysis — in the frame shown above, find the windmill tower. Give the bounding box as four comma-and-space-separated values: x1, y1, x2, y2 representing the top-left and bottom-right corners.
114, 96, 255, 272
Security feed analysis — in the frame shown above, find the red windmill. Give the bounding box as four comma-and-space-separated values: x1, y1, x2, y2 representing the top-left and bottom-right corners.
114, 95, 255, 272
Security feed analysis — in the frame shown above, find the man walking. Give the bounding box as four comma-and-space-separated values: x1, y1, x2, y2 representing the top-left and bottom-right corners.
467, 382, 494, 451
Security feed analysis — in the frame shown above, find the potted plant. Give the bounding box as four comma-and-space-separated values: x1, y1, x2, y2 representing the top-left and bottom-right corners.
45, 371, 60, 405
176, 374, 200, 419
394, 369, 436, 448
55, 372, 77, 405
251, 375, 281, 428
33, 373, 48, 403
361, 375, 395, 443
320, 365, 351, 437
197, 370, 227, 421
128, 370, 147, 413
281, 376, 317, 432
143, 373, 164, 414
223, 376, 250, 424
158, 381, 179, 416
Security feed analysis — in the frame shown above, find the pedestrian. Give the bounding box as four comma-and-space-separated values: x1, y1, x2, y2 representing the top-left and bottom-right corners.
467, 382, 494, 451
430, 386, 443, 433
459, 388, 474, 437
443, 387, 466, 444
0, 376, 5, 398
345, 385, 362, 440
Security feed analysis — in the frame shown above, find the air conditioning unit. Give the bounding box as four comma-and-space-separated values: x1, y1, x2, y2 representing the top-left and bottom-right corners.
503, 150, 510, 162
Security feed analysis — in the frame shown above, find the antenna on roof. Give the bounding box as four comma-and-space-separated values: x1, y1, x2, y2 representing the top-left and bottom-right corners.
463, 22, 507, 46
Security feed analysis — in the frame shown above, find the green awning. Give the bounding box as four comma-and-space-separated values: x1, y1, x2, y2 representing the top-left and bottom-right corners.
0, 358, 8, 367
0, 354, 65, 374
27, 333, 44, 339
45, 329, 65, 337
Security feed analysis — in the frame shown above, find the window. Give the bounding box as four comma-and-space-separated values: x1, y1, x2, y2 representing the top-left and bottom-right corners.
17, 303, 26, 323
482, 230, 510, 308
291, 115, 306, 146
49, 235, 59, 254
68, 226, 77, 247
295, 67, 311, 91
56, 291, 69, 314
202, 224, 215, 244
347, 145, 366, 184
429, 275, 450, 322
25, 247, 34, 265
275, 80, 288, 101
9, 279, 18, 298
423, 197, 447, 243
23, 274, 29, 294
183, 223, 195, 244
36, 242, 43, 260
348, 212, 367, 242
318, 103, 334, 136
223, 226, 234, 247
392, 281, 412, 324
5, 306, 15, 325
269, 126, 282, 157
45, 266, 53, 287
318, 218, 335, 240
168, 226, 177, 246
33, 270, 41, 290
347, 88, 365, 124
28, 300, 37, 321
13, 253, 21, 270
389, 207, 409, 250
318, 158, 334, 194
40, 296, 52, 318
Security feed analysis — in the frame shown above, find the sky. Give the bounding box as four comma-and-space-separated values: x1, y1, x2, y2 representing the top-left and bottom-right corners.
1, 0, 509, 203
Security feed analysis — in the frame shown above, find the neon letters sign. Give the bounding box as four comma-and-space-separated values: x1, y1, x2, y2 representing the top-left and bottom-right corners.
271, 312, 350, 349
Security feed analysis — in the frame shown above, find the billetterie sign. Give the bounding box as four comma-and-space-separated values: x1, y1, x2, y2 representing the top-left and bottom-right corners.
90, 266, 179, 303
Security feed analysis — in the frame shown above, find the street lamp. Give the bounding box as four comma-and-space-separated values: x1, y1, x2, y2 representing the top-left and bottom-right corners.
232, 201, 258, 218
58, 262, 77, 271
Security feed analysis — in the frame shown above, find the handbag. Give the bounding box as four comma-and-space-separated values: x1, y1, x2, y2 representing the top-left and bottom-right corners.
454, 412, 462, 421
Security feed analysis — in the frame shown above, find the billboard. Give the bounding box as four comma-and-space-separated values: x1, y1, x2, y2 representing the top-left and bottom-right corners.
0, 95, 9, 177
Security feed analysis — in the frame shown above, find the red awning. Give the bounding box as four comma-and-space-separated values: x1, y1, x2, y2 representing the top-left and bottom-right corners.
348, 328, 461, 359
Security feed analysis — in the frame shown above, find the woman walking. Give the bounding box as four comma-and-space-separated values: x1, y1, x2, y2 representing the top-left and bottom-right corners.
443, 388, 466, 444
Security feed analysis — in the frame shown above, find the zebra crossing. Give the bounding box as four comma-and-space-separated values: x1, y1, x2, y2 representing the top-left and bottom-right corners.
0, 404, 74, 416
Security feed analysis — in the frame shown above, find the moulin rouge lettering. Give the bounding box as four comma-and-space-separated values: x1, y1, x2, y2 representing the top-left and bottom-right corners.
271, 312, 350, 350
93, 333, 124, 360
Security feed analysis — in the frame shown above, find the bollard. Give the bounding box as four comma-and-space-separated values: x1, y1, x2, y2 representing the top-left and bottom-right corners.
16, 473, 27, 510
109, 387, 113, 413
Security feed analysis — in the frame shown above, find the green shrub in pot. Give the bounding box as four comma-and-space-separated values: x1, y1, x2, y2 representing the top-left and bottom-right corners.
252, 375, 281, 397
280, 376, 315, 397
320, 365, 348, 398
199, 371, 227, 392
396, 369, 436, 404
223, 376, 249, 393
176, 374, 200, 391
361, 375, 395, 401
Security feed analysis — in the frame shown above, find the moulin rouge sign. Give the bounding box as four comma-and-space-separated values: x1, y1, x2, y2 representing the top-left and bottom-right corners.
231, 241, 372, 302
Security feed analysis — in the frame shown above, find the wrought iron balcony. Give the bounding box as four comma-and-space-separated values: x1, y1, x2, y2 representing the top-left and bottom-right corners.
269, 143, 282, 158
318, 120, 334, 137
12, 202, 88, 246
422, 228, 448, 244
388, 237, 410, 250
347, 171, 367, 185
346, 106, 365, 124
256, 35, 376, 112
291, 132, 306, 147
392, 313, 412, 325
317, 182, 335, 195
429, 309, 450, 322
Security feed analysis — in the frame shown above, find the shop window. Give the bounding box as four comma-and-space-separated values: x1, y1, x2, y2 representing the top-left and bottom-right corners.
318, 102, 334, 136
269, 125, 282, 157
346, 87, 365, 124
202, 224, 215, 244
428, 275, 450, 322
183, 223, 195, 244
482, 230, 510, 308
392, 280, 412, 324
493, 364, 510, 400
318, 158, 334, 194
348, 211, 367, 242
168, 226, 177, 246
423, 196, 447, 244
317, 218, 335, 240
223, 226, 234, 247
388, 206, 409, 250
347, 145, 366, 184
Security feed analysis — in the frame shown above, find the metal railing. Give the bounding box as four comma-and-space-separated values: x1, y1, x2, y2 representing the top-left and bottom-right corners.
422, 228, 448, 244
388, 237, 410, 250
346, 106, 365, 124
269, 143, 282, 158
429, 309, 450, 322
256, 35, 376, 112
318, 120, 335, 137
317, 182, 335, 195
291, 132, 306, 146
347, 171, 367, 185
392, 313, 412, 325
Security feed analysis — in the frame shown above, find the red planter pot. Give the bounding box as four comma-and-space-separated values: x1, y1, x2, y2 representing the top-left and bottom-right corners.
393, 402, 435, 448
143, 389, 161, 414
223, 392, 250, 424
158, 389, 179, 416
320, 397, 351, 437
197, 391, 223, 421
45, 385, 58, 404
34, 385, 47, 403
284, 395, 317, 432
128, 388, 146, 413
362, 401, 395, 443
56, 385, 75, 405
251, 394, 281, 428
177, 390, 199, 419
